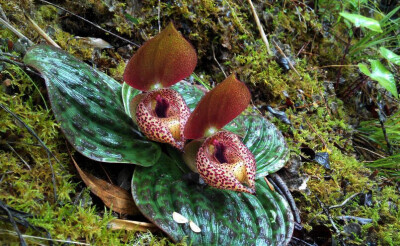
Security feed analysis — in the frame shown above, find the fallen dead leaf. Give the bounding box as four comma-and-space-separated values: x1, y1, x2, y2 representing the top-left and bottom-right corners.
108, 219, 158, 232
71, 156, 139, 215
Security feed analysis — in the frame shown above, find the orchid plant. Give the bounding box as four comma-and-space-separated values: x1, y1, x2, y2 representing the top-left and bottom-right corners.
23, 22, 293, 245
124, 23, 256, 194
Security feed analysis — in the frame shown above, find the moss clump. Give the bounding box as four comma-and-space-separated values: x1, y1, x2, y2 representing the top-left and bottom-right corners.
0, 60, 173, 244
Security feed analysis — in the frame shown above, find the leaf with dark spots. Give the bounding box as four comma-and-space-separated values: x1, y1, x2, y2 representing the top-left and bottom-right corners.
23, 45, 161, 166
132, 153, 294, 245
71, 155, 139, 216
266, 106, 291, 125
123, 22, 197, 91
184, 74, 251, 139
314, 152, 330, 169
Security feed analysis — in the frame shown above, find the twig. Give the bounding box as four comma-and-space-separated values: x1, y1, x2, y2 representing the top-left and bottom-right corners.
157, 0, 161, 33
336, 216, 372, 225
100, 163, 113, 185
329, 193, 360, 210
24, 13, 60, 48
291, 237, 316, 246
0, 57, 26, 67
273, 40, 301, 77
0, 17, 34, 46
296, 41, 310, 57
37, 0, 140, 47
0, 52, 19, 58
0, 5, 9, 22
379, 117, 393, 155
46, 151, 58, 203
269, 173, 301, 224
5, 142, 31, 170
0, 230, 88, 245
211, 44, 227, 78
0, 201, 27, 246
0, 104, 58, 203
317, 64, 358, 69
335, 37, 351, 89
246, 0, 272, 55
315, 196, 341, 236
354, 146, 387, 159
304, 117, 327, 148
0, 56, 43, 78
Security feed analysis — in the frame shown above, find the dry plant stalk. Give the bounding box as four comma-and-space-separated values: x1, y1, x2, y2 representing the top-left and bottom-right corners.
246, 0, 272, 55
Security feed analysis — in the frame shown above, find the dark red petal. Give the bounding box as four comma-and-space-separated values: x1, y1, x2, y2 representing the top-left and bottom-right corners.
184, 74, 251, 139
196, 131, 256, 194
123, 22, 197, 91
135, 89, 190, 150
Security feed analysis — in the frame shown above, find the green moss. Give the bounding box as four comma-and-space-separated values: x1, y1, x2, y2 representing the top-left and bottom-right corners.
0, 62, 174, 245
36, 5, 58, 23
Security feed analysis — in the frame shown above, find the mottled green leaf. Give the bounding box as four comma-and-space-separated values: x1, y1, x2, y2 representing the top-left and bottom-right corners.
132, 153, 294, 245
123, 81, 289, 177
225, 114, 289, 177
358, 60, 398, 98
23, 45, 161, 166
380, 47, 400, 66
340, 12, 383, 33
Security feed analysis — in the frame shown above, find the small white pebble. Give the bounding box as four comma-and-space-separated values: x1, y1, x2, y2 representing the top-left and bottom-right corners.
173, 212, 189, 224
189, 220, 201, 233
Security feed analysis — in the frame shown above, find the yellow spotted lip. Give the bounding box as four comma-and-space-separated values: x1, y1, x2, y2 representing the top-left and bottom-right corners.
134, 88, 190, 150
196, 131, 256, 194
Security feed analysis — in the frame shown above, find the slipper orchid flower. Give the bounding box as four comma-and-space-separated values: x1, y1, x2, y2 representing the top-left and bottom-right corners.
184, 74, 256, 194
124, 22, 197, 150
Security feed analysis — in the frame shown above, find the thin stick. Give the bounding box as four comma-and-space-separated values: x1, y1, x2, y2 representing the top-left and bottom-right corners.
0, 5, 9, 22
269, 174, 301, 224
157, 0, 161, 33
379, 118, 393, 155
317, 64, 358, 69
336, 216, 372, 225
246, 0, 272, 55
273, 40, 301, 77
296, 41, 310, 57
329, 193, 360, 210
315, 195, 340, 235
0, 104, 58, 203
0, 17, 34, 46
211, 44, 227, 78
5, 143, 31, 170
24, 13, 60, 48
100, 163, 113, 185
37, 0, 140, 47
0, 230, 89, 245
304, 117, 327, 147
0, 202, 27, 246
354, 146, 387, 159
0, 56, 43, 78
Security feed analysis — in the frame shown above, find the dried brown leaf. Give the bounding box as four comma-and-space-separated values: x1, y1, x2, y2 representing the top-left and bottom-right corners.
108, 219, 158, 232
71, 156, 139, 215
